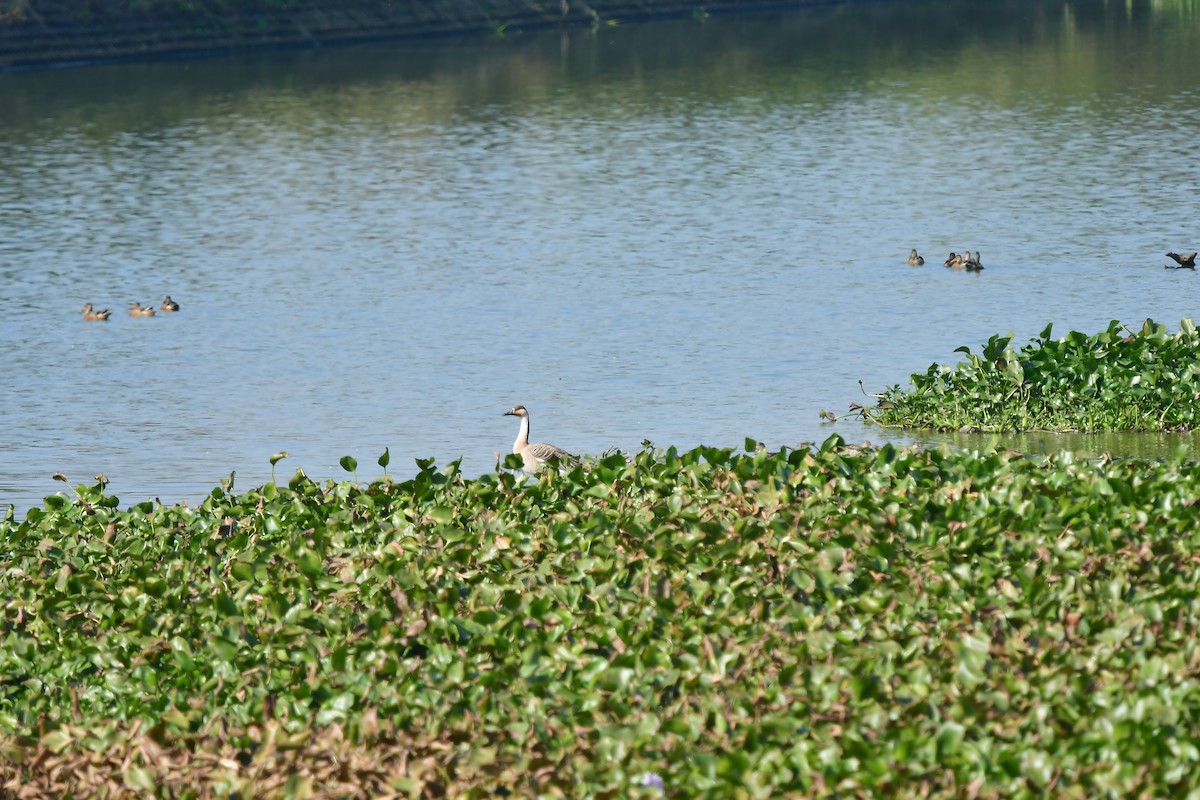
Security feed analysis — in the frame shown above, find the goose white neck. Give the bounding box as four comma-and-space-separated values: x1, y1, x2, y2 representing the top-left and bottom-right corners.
513, 414, 530, 452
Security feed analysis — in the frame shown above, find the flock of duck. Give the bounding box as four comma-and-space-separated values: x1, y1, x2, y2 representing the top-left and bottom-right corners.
80, 296, 180, 321
508, 248, 1200, 471
907, 248, 984, 271
906, 249, 1198, 271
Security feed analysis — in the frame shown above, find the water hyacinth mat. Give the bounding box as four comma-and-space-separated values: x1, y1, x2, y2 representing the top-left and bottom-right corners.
867, 318, 1200, 434
4, 439, 1200, 797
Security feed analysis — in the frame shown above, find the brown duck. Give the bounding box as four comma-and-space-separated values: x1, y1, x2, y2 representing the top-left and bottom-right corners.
81, 304, 111, 321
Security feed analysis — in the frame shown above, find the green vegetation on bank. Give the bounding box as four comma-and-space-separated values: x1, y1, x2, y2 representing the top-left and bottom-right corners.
2, 0, 299, 20
4, 0, 1200, 73
1, 0, 766, 70
0, 0, 538, 23
0, 0, 752, 27
865, 319, 1200, 434
3, 0, 1198, 24
6, 439, 1200, 797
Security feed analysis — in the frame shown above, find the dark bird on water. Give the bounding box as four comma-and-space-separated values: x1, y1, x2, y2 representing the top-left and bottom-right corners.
1166, 252, 1197, 269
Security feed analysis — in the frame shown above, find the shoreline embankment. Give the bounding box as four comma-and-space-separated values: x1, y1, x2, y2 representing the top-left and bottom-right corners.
0, 0, 848, 71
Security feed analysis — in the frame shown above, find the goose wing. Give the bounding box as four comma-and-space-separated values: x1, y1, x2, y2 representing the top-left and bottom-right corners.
526, 441, 578, 466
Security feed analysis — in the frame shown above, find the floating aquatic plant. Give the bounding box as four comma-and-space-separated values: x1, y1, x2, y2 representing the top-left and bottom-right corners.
864, 318, 1200, 433
6, 438, 1200, 796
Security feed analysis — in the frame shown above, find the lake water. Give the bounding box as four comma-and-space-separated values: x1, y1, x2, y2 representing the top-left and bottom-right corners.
3, 0, 1200, 516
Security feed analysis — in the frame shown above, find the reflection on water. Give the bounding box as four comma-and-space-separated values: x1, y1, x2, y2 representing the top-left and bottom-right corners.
2, 0, 1200, 515
916, 429, 1200, 462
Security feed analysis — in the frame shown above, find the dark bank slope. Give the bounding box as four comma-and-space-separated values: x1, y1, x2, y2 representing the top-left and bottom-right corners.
0, 0, 847, 71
